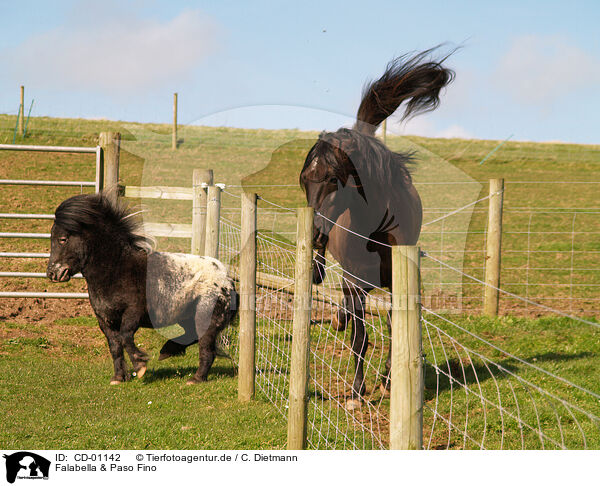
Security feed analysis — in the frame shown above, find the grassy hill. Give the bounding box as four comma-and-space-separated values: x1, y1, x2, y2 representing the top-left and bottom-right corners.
2, 114, 599, 311
1, 114, 599, 449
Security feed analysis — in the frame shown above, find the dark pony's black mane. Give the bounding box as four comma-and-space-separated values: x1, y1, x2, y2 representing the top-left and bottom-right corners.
54, 193, 153, 252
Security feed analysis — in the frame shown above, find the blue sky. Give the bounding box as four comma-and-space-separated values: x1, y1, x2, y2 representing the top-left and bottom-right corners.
1, 0, 599, 143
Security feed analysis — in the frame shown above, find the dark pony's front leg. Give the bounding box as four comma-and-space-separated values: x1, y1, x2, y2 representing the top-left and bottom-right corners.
119, 310, 149, 380
97, 316, 128, 385
347, 287, 369, 409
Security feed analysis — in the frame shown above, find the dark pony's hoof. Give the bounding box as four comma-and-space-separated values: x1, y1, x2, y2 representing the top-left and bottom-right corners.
134, 365, 147, 379
158, 340, 187, 361
331, 310, 347, 332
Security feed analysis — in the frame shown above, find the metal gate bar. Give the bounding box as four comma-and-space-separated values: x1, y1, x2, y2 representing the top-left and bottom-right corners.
0, 143, 101, 299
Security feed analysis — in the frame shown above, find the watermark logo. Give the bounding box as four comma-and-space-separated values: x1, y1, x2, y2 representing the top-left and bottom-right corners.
3, 452, 51, 483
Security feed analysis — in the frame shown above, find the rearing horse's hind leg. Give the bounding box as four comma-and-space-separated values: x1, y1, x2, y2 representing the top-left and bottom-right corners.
331, 295, 351, 332
348, 290, 368, 409
380, 309, 392, 396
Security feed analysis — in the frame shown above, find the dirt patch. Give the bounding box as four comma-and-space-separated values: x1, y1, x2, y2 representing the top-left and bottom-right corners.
0, 298, 93, 325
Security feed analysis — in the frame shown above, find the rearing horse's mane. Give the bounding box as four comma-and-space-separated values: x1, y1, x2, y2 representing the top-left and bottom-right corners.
54, 193, 154, 252
301, 128, 414, 195
300, 47, 455, 194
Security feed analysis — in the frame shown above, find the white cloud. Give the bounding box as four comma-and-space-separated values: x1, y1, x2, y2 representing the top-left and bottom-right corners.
2, 9, 219, 93
495, 34, 600, 105
386, 116, 473, 139
436, 124, 473, 139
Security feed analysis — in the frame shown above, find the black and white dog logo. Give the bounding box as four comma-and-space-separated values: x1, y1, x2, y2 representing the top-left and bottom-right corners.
3, 452, 51, 483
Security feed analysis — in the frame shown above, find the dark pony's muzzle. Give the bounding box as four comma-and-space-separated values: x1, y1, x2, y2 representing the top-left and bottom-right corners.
47, 263, 71, 282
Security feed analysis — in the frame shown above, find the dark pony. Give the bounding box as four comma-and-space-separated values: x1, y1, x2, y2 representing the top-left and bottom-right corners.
47, 193, 238, 385
300, 47, 454, 407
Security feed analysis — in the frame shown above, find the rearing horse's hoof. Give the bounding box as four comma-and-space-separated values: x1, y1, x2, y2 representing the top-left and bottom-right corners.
345, 399, 362, 411
379, 383, 390, 398
331, 313, 347, 332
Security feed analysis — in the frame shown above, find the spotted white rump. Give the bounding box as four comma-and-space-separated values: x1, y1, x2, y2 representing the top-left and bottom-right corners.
146, 253, 235, 337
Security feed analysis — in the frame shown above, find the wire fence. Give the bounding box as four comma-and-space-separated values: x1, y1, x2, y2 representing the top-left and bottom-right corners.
417, 181, 600, 317
420, 268, 600, 449
2, 172, 599, 449
214, 181, 599, 449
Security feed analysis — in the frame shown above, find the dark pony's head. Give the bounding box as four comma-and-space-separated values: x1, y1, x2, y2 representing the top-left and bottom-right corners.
299, 47, 455, 283
47, 193, 152, 282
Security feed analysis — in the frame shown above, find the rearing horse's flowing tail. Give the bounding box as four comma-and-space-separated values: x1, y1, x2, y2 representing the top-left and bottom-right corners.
355, 46, 455, 136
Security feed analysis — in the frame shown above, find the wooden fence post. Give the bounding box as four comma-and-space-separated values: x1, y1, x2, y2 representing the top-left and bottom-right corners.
99, 132, 121, 204
483, 178, 504, 317
390, 245, 423, 450
287, 207, 313, 450
191, 169, 213, 255
238, 192, 257, 402
172, 93, 178, 150
204, 185, 221, 259
19, 86, 24, 136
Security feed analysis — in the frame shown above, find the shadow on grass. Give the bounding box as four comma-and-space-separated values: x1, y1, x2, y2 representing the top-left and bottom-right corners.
143, 364, 237, 383
526, 351, 596, 363
424, 349, 594, 399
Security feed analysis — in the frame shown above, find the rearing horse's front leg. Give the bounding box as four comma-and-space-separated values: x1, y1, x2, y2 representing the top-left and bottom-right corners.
313, 247, 327, 285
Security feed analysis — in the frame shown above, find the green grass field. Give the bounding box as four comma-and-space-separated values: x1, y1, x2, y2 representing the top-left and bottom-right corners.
0, 317, 287, 449
1, 114, 599, 449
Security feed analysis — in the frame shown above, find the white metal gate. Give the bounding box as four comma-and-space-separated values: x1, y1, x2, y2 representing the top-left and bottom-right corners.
0, 143, 102, 299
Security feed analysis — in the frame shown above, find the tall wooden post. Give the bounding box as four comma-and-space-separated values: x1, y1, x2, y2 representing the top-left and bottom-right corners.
191, 169, 213, 255
99, 132, 121, 203
238, 192, 257, 402
483, 178, 504, 317
390, 245, 423, 450
287, 207, 313, 450
19, 86, 24, 136
172, 92, 178, 150
204, 185, 221, 259
382, 118, 387, 145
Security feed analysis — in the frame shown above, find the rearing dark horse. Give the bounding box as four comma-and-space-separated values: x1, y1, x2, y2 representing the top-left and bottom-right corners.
299, 48, 454, 407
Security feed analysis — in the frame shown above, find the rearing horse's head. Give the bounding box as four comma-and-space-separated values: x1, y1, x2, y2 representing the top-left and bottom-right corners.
299, 129, 366, 250
299, 129, 368, 284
